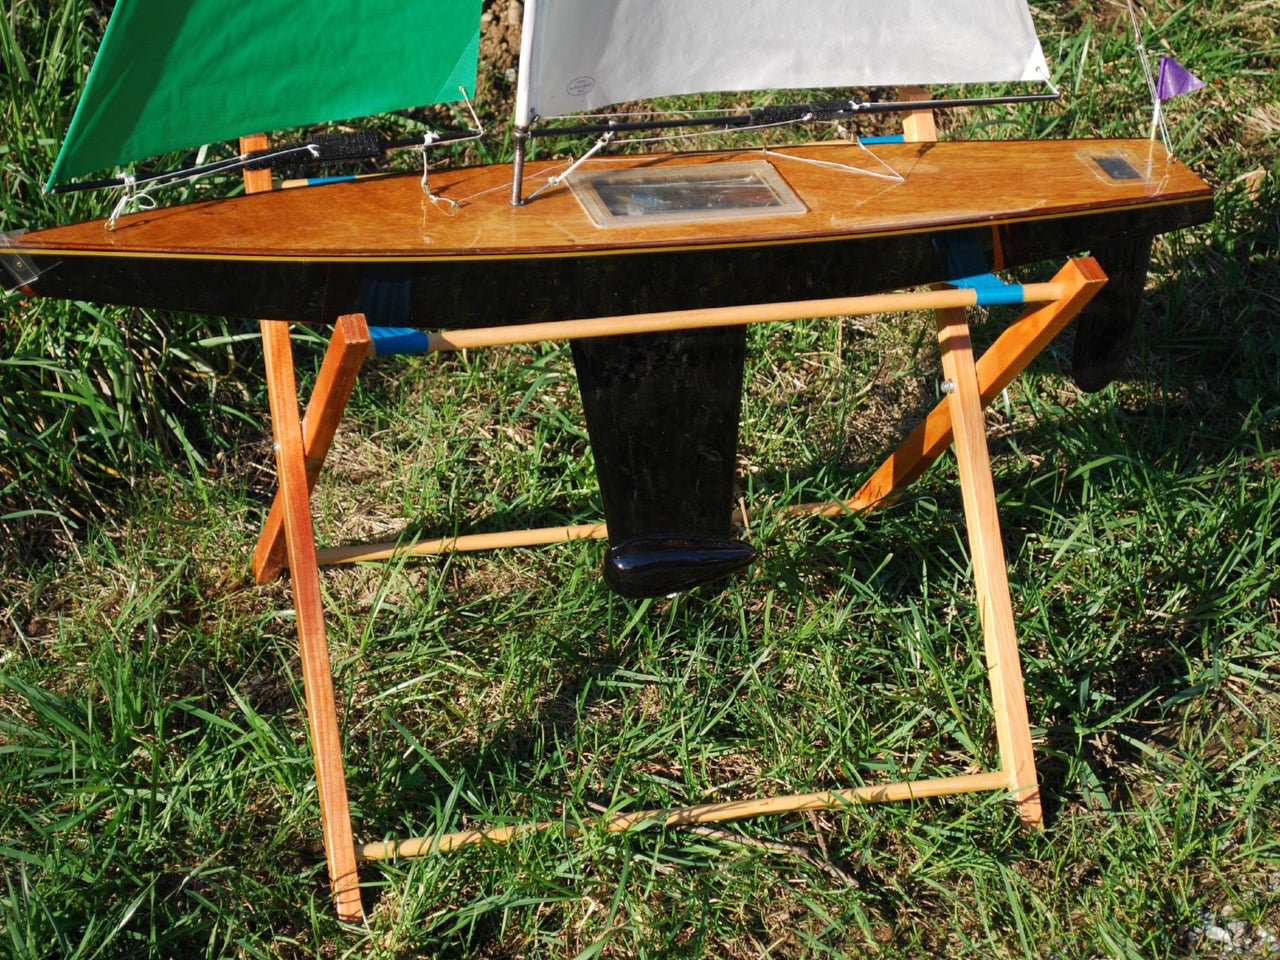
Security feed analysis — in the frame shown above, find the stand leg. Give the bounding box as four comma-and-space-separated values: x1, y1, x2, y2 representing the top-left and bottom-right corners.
824, 257, 1107, 515
254, 314, 372, 583
261, 318, 363, 919
239, 135, 361, 919
934, 307, 1042, 827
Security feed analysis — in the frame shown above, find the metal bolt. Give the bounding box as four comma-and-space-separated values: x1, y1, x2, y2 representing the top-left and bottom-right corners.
941, 379, 956, 394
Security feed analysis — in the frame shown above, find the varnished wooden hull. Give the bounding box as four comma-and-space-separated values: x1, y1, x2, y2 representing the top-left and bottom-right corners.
7, 139, 1211, 327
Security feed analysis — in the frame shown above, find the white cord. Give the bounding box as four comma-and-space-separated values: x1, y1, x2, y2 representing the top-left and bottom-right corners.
105, 175, 158, 231
1124, 0, 1171, 148
419, 86, 486, 211
762, 138, 906, 184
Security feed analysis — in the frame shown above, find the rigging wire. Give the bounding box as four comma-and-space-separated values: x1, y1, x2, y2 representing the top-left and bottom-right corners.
762, 136, 906, 184
1124, 0, 1171, 148
52, 87, 486, 206
521, 131, 616, 203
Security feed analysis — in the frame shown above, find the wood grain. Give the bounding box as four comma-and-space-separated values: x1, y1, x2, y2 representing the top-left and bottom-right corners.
20, 140, 1210, 260
898, 86, 939, 144
354, 771, 1012, 859
244, 134, 363, 921
260, 318, 364, 919
934, 305, 1043, 827
315, 522, 610, 566
253, 314, 371, 583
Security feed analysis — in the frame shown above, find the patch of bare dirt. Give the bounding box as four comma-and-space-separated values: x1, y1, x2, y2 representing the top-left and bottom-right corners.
480, 0, 522, 78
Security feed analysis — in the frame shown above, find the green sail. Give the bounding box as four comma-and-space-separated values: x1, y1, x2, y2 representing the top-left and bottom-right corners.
48, 0, 480, 186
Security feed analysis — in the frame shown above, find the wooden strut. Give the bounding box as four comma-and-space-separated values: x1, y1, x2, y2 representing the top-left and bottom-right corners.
414, 284, 1067, 353
355, 771, 1011, 860
935, 303, 1044, 825
253, 313, 372, 583
243, 135, 363, 923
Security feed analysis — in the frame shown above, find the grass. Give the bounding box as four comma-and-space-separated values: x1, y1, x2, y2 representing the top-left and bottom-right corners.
2, 0, 1279, 956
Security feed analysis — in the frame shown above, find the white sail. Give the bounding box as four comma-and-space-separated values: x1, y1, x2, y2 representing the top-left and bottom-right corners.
516, 0, 1049, 125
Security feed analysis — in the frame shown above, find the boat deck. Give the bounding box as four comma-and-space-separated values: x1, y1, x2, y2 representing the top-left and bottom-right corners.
14, 139, 1210, 262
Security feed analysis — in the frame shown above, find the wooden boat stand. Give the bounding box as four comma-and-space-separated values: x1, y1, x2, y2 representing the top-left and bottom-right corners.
240, 135, 1108, 922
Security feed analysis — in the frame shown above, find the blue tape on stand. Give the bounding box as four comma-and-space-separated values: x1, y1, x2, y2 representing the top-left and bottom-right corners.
964, 279, 1027, 306
934, 231, 1026, 306
300, 175, 358, 186
860, 134, 906, 144
368, 326, 432, 356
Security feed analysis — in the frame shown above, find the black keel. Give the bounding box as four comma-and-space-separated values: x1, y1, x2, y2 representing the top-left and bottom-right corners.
1072, 234, 1156, 392
571, 327, 755, 597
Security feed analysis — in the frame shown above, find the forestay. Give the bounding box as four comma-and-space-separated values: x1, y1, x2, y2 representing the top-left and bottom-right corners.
48, 0, 481, 186
515, 0, 1050, 125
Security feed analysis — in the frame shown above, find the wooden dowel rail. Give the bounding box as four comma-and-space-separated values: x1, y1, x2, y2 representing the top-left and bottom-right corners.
316, 522, 609, 566
421, 283, 1068, 353
354, 770, 1013, 860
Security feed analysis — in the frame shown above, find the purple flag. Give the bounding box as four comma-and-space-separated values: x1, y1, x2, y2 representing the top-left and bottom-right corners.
1157, 56, 1206, 99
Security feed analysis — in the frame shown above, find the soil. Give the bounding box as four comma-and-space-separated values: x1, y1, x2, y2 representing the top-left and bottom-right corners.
477, 0, 523, 116
480, 0, 522, 79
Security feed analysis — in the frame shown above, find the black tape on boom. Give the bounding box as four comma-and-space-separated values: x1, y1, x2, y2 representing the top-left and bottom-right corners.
244, 131, 385, 170
311, 131, 385, 162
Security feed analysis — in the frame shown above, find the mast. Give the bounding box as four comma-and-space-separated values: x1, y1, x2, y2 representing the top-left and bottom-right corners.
510, 0, 540, 205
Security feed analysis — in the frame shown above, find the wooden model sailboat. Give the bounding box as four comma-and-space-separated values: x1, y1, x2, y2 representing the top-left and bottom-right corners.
2, 0, 1212, 596
3, 0, 1217, 918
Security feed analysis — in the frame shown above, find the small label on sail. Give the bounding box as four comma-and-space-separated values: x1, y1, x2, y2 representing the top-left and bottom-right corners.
569, 161, 806, 228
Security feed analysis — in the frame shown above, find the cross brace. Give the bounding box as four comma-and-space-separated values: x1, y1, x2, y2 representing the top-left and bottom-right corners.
252, 255, 1105, 919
